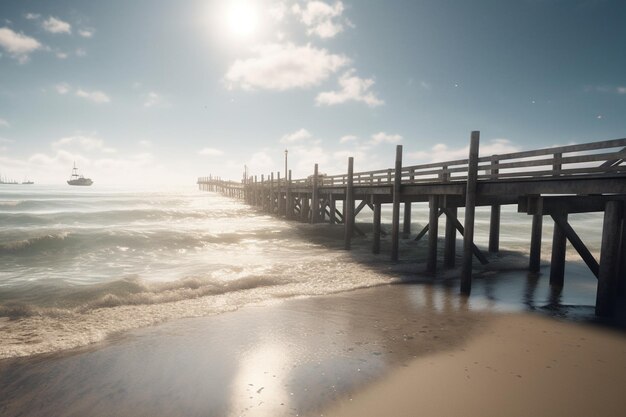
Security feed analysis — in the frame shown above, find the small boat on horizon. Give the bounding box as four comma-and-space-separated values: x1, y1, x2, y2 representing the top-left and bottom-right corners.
67, 162, 93, 186
22, 177, 34, 185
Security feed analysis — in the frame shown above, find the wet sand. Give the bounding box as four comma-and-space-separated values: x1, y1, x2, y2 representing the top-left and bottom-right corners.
326, 313, 626, 417
1, 274, 626, 417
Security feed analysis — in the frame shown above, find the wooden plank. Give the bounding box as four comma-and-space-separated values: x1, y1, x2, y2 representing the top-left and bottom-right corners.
355, 199, 368, 216
403, 202, 411, 238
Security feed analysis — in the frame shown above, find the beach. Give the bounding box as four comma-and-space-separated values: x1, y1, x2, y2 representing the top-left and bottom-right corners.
2, 188, 625, 416
2, 282, 626, 417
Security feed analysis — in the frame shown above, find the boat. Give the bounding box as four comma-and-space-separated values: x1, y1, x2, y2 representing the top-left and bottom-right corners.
22, 177, 34, 185
67, 162, 93, 186
0, 174, 18, 184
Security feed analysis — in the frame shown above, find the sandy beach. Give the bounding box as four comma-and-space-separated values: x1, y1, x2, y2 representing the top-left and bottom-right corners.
2, 279, 626, 417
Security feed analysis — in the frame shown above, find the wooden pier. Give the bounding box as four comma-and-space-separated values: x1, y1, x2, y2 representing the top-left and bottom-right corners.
197, 132, 626, 316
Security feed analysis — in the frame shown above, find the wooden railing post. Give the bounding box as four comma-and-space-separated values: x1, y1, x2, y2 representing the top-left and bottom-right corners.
344, 157, 355, 250
461, 131, 480, 294
553, 152, 562, 176
391, 145, 402, 261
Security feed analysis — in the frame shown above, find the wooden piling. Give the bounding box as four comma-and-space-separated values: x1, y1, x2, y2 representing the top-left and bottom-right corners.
426, 195, 439, 274
444, 205, 457, 268
461, 131, 480, 294
596, 201, 623, 316
403, 203, 411, 239
329, 194, 337, 224
311, 164, 320, 223
529, 213, 543, 273
549, 211, 567, 287
391, 145, 402, 261
373, 202, 381, 254
344, 157, 354, 250
286, 170, 292, 219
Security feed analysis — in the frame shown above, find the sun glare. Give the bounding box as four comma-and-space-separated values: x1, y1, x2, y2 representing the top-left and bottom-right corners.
225, 1, 259, 39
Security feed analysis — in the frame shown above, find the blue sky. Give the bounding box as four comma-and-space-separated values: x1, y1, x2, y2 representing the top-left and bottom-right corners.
0, 0, 624, 185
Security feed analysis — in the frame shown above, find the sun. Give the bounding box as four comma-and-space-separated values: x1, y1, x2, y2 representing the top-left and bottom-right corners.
225, 1, 260, 39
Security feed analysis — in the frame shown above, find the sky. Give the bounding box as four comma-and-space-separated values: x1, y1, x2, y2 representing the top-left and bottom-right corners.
0, 0, 625, 185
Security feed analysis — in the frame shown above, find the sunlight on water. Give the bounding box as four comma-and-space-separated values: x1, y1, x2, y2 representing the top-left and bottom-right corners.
0, 185, 605, 359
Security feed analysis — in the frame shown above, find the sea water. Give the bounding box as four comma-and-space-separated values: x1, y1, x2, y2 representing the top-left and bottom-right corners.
0, 185, 604, 358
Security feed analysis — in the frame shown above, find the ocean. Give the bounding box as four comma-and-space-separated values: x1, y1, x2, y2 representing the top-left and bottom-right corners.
0, 185, 604, 359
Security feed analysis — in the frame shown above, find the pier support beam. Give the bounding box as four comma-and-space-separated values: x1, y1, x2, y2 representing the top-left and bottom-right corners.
444, 205, 457, 268
403, 202, 411, 239
373, 202, 381, 254
391, 145, 402, 261
301, 195, 309, 222
311, 164, 320, 224
286, 170, 292, 219
329, 194, 337, 224
596, 201, 623, 316
549, 211, 568, 287
426, 195, 439, 274
529, 213, 543, 273
344, 157, 355, 250
489, 204, 501, 253
461, 131, 480, 294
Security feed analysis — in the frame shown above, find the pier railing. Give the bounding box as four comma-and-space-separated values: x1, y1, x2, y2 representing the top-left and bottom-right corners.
198, 134, 626, 317
233, 137, 626, 188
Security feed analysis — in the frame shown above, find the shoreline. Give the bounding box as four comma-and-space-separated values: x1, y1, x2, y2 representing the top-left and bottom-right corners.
2, 278, 625, 416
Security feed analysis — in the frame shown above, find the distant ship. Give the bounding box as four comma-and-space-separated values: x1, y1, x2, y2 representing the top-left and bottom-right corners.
0, 174, 18, 184
67, 163, 93, 186
22, 177, 34, 185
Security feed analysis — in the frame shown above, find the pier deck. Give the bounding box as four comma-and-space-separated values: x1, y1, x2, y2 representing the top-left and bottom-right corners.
198, 132, 626, 316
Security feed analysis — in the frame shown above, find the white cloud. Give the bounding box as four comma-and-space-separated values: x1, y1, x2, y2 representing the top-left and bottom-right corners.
407, 139, 520, 162
225, 43, 349, 90
52, 135, 116, 153
144, 91, 168, 108
42, 16, 71, 34
76, 89, 111, 104
198, 147, 224, 156
78, 29, 94, 38
268, 2, 288, 21
56, 52, 68, 59
248, 150, 275, 173
316, 69, 384, 107
25, 13, 41, 20
0, 27, 42, 63
371, 132, 402, 145
139, 140, 152, 147
280, 128, 312, 143
75, 48, 86, 57
618, 87, 626, 95
0, 118, 9, 128
339, 135, 357, 143
293, 1, 347, 39
55, 82, 70, 94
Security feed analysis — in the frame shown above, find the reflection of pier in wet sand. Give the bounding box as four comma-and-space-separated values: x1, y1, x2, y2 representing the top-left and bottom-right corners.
199, 132, 626, 317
